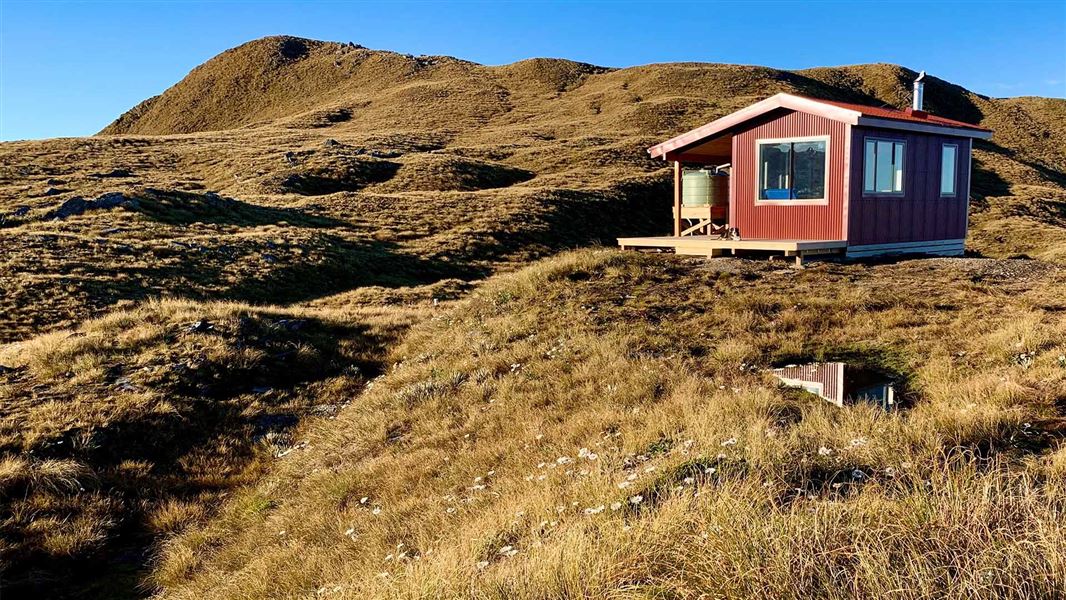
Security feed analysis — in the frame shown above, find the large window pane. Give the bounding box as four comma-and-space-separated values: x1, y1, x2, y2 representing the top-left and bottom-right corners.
874, 141, 895, 192
792, 141, 826, 199
893, 142, 905, 190
758, 139, 826, 201
941, 144, 958, 195
864, 138, 905, 194
864, 140, 876, 192
759, 143, 792, 199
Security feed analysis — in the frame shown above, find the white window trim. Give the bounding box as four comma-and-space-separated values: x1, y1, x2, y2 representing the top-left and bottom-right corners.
862, 136, 907, 197
754, 134, 831, 206
940, 142, 959, 197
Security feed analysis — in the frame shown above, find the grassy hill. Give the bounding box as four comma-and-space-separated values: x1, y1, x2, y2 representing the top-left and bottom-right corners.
0, 35, 1064, 598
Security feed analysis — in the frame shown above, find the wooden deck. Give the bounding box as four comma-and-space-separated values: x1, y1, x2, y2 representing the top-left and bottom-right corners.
617, 236, 847, 267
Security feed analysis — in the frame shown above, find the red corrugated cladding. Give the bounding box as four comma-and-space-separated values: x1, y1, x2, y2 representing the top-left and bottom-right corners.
731, 110, 847, 241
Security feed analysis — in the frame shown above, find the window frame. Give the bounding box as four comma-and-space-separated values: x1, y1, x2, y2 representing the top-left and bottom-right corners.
940, 142, 959, 198
753, 134, 831, 206
862, 136, 907, 197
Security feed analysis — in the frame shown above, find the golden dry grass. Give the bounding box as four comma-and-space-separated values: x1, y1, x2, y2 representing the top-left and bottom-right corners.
0, 35, 1063, 599
149, 250, 1066, 599
0, 298, 426, 597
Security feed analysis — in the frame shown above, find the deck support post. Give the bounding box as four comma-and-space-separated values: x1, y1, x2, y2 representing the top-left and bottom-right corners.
673, 161, 682, 237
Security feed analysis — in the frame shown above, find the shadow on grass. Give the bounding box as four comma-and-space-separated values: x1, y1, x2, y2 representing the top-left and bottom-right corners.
431, 176, 672, 264
133, 188, 350, 228
0, 314, 395, 600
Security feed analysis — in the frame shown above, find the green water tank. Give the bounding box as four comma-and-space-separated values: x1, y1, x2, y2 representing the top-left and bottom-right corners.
682, 169, 729, 207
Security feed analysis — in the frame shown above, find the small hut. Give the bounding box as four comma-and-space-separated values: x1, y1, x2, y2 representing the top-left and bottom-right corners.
619, 74, 992, 266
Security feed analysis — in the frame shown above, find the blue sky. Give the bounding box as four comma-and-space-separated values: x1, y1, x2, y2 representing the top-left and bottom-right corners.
1, 0, 1064, 141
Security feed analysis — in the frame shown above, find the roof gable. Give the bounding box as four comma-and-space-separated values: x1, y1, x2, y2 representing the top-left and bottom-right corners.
648, 93, 991, 159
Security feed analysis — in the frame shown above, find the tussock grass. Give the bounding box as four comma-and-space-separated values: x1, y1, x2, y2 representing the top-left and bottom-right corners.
0, 297, 426, 598
0, 35, 1063, 598
151, 250, 1065, 599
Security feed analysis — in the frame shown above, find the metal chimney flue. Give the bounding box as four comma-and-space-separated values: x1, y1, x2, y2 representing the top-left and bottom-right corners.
912, 71, 926, 111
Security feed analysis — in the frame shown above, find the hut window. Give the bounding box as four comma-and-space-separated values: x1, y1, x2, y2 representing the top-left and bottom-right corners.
863, 138, 905, 194
940, 144, 958, 196
756, 137, 827, 201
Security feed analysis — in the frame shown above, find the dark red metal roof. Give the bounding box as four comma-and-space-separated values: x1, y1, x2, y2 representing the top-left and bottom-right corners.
648, 93, 991, 159
811, 97, 991, 132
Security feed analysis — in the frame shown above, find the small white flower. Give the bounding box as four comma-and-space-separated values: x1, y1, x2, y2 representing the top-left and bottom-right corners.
360, 496, 369, 504
476, 560, 490, 570
629, 495, 644, 505
556, 456, 572, 465
610, 502, 623, 511
617, 481, 631, 489
372, 507, 382, 515
849, 437, 867, 447
344, 527, 355, 536
721, 438, 737, 447
818, 446, 833, 456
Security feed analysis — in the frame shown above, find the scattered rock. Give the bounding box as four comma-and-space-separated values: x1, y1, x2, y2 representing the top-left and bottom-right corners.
0, 365, 14, 375
276, 319, 306, 331
93, 168, 133, 178
47, 192, 138, 219
50, 197, 90, 219
114, 377, 138, 392
42, 187, 63, 196
94, 192, 138, 210
309, 404, 341, 416
323, 139, 341, 148
284, 151, 297, 165
186, 320, 214, 333
369, 150, 401, 159
12, 206, 30, 217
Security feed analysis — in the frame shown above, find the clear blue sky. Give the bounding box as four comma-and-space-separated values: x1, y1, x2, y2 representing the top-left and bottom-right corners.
1, 0, 1064, 141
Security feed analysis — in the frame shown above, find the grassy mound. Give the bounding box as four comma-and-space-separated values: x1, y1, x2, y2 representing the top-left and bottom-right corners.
153, 251, 1066, 599
258, 154, 400, 196
0, 298, 418, 598
374, 154, 534, 192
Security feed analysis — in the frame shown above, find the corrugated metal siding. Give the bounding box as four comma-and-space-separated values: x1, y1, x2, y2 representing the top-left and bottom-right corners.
731, 111, 847, 240
848, 128, 971, 245
773, 363, 844, 406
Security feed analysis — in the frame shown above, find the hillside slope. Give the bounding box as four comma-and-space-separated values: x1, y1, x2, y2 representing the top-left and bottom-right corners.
0, 35, 1064, 599
156, 250, 1066, 599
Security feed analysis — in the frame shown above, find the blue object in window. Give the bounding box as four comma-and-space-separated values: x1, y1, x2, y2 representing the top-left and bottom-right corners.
764, 188, 794, 200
